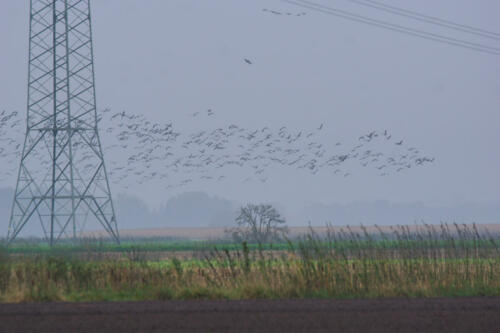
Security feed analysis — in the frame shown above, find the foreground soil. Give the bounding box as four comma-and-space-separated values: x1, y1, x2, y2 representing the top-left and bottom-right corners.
0, 297, 499, 333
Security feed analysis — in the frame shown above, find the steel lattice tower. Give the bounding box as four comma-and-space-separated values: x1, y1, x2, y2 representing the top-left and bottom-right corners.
7, 0, 119, 245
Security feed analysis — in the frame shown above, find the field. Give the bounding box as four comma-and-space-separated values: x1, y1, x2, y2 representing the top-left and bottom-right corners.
2, 297, 500, 332
1, 223, 500, 303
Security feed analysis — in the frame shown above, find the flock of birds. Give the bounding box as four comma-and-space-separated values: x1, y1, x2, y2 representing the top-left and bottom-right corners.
0, 108, 435, 190
262, 8, 307, 16
0, 7, 436, 190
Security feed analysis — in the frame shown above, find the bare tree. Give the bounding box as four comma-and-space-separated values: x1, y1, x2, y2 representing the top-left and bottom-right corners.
227, 204, 288, 243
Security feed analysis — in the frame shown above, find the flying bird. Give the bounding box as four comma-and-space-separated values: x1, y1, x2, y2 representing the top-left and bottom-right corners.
244, 58, 253, 65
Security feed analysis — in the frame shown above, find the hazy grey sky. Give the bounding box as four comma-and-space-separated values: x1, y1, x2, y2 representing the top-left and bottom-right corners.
1, 0, 499, 213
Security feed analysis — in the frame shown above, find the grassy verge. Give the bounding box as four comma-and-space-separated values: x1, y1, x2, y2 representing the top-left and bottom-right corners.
1, 255, 499, 302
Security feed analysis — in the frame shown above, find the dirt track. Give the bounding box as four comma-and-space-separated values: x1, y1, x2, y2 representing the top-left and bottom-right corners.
0, 297, 499, 332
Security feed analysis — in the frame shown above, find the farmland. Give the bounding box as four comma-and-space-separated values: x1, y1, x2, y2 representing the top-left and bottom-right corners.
1, 223, 499, 302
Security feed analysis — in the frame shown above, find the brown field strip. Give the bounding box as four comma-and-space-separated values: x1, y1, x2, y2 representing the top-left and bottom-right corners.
84, 223, 500, 240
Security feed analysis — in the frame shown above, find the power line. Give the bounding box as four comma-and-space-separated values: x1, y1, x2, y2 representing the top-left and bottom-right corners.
280, 0, 500, 56
345, 0, 500, 40
283, 0, 500, 54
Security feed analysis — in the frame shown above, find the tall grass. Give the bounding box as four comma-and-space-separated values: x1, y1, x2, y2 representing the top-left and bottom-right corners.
0, 223, 499, 302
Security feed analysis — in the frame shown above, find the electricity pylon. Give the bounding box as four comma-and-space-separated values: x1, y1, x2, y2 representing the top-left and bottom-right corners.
7, 0, 119, 245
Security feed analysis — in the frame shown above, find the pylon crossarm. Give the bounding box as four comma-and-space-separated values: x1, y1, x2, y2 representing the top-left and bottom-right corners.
75, 131, 103, 157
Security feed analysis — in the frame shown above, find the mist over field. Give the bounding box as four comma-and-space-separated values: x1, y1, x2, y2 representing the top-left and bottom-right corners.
0, 1, 499, 238
1, 186, 498, 237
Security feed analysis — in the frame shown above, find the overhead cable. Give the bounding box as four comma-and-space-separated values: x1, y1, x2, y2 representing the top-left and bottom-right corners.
281, 0, 500, 56
346, 0, 500, 40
